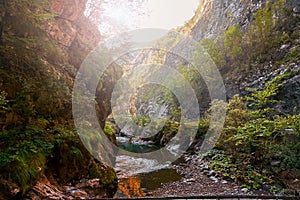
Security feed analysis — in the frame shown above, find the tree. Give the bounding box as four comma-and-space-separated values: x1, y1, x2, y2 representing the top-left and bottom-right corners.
193, 38, 225, 68
224, 25, 243, 61
245, 0, 287, 57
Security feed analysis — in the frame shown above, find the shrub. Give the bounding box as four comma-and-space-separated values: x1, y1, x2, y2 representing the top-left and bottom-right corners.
207, 73, 300, 190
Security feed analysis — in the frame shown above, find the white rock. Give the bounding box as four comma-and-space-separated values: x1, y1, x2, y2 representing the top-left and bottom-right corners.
241, 188, 249, 193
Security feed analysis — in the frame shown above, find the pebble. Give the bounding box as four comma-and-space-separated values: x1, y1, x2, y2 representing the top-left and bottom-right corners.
292, 179, 299, 183
221, 180, 228, 184
230, 167, 237, 172
241, 188, 249, 193
184, 178, 196, 183
209, 176, 219, 182
202, 165, 210, 171
293, 6, 300, 13
280, 44, 289, 50
207, 170, 216, 177
232, 188, 239, 195
66, 189, 89, 198
271, 161, 281, 166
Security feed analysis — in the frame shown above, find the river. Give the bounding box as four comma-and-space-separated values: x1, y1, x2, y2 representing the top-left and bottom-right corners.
113, 137, 183, 198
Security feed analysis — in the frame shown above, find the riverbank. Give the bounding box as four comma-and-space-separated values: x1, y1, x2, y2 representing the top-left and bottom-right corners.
149, 154, 274, 197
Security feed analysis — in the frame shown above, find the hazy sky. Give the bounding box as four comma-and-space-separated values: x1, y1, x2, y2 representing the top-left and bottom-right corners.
101, 0, 199, 34
143, 0, 199, 29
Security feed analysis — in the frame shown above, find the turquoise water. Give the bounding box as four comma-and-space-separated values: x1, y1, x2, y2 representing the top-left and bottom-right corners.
114, 137, 182, 197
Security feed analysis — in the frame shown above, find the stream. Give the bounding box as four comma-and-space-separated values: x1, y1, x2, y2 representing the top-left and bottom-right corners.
112, 133, 277, 198
114, 136, 183, 198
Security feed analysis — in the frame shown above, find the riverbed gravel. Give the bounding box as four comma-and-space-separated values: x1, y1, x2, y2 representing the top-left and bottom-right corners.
149, 155, 273, 197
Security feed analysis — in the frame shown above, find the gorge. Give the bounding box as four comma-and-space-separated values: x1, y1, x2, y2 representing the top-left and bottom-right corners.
0, 0, 299, 199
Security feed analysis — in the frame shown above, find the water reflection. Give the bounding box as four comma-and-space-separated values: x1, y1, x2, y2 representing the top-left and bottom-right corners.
115, 168, 182, 198
117, 177, 146, 198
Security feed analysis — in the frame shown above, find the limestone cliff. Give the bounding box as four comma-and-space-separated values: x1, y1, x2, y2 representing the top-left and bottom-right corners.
176, 0, 300, 114
47, 0, 100, 68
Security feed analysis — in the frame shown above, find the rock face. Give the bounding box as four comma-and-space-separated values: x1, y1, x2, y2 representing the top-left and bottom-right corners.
0, 0, 119, 199
167, 0, 267, 65
189, 0, 267, 40
47, 0, 123, 129
225, 59, 300, 114
51, 0, 87, 21
162, 0, 267, 114
173, 0, 300, 115
47, 0, 100, 68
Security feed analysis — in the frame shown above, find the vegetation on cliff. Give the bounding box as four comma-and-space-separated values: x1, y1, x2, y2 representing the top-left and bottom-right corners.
191, 0, 300, 192
207, 73, 300, 191
0, 0, 117, 198
0, 0, 299, 198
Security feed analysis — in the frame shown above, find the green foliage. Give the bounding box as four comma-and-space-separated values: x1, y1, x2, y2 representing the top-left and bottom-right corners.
199, 38, 225, 68
198, 0, 296, 73
158, 120, 180, 145
176, 64, 201, 85
246, 73, 291, 117
132, 115, 151, 127
161, 120, 180, 135
0, 0, 71, 122
0, 0, 118, 196
104, 122, 117, 136
195, 118, 210, 140
243, 0, 287, 60
0, 127, 53, 193
205, 149, 236, 180
206, 74, 300, 190
93, 165, 117, 186
215, 95, 249, 148
99, 0, 299, 193
6, 0, 53, 29
138, 84, 181, 121
0, 123, 118, 194
224, 25, 243, 60
88, 165, 117, 197
287, 46, 300, 63
0, 90, 8, 111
